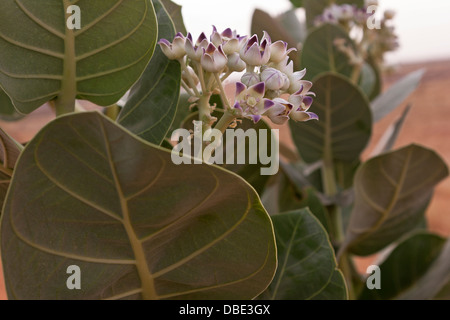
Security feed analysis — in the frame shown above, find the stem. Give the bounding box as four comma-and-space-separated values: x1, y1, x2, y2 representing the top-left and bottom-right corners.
213, 111, 236, 135
195, 62, 207, 94
214, 73, 232, 110
321, 150, 355, 299
198, 94, 213, 133
181, 79, 195, 97
350, 63, 362, 85
220, 71, 232, 82
105, 104, 120, 121
178, 58, 201, 97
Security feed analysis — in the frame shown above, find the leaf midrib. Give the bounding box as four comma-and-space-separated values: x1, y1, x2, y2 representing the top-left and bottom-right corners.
97, 117, 158, 300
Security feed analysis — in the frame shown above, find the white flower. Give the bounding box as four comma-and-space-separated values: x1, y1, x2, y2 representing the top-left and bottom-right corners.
270, 40, 297, 64
288, 85, 318, 122
158, 32, 186, 60
264, 98, 293, 125
185, 33, 209, 62
241, 72, 260, 87
239, 31, 271, 66
227, 52, 246, 72
233, 82, 274, 123
200, 43, 228, 73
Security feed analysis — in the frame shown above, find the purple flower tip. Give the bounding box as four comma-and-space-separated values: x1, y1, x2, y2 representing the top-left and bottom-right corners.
308, 112, 319, 121
206, 43, 216, 54
234, 102, 243, 111
250, 115, 262, 123
158, 39, 170, 45
197, 32, 207, 43
295, 85, 304, 95
246, 35, 258, 50
235, 82, 246, 96
222, 28, 233, 38
264, 99, 275, 110
303, 96, 314, 108
175, 32, 184, 38
252, 82, 265, 95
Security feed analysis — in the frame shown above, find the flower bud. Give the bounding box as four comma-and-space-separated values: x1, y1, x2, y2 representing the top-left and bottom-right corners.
241, 72, 260, 87
158, 33, 186, 60
185, 33, 209, 62
270, 41, 296, 64
261, 67, 285, 91
201, 43, 228, 73
240, 32, 271, 66
182, 66, 199, 87
281, 73, 290, 91
227, 52, 246, 72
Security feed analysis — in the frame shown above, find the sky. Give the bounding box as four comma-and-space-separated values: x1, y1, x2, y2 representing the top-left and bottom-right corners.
174, 0, 450, 64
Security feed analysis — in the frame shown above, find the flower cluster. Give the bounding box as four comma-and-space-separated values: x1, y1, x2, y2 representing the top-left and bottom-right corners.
158, 27, 317, 127
314, 1, 399, 66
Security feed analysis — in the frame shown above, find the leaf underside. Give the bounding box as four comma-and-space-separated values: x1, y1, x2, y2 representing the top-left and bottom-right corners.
343, 145, 449, 256
260, 209, 347, 300
1, 112, 276, 300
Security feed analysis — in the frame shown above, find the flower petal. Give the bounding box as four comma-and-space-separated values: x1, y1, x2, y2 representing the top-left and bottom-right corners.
235, 82, 247, 98
248, 82, 265, 99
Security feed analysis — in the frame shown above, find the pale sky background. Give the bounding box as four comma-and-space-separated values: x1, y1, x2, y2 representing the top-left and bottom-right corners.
174, 0, 450, 64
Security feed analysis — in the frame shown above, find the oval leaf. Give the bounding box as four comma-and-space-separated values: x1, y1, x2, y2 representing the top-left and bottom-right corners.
0, 112, 276, 300
289, 73, 372, 164
259, 209, 347, 300
342, 144, 449, 256
117, 0, 181, 145
0, 0, 157, 113
360, 232, 446, 300
301, 24, 356, 80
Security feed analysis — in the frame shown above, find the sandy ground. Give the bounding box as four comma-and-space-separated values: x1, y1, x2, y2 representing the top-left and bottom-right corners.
0, 59, 449, 299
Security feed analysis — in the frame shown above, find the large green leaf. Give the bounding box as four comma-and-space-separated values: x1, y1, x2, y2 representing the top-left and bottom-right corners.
360, 232, 446, 300
259, 209, 347, 300
301, 24, 357, 80
290, 73, 372, 164
117, 0, 181, 145
0, 0, 157, 114
341, 145, 449, 256
371, 69, 425, 122
0, 112, 276, 300
0, 87, 23, 121
398, 237, 450, 300
160, 0, 187, 35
